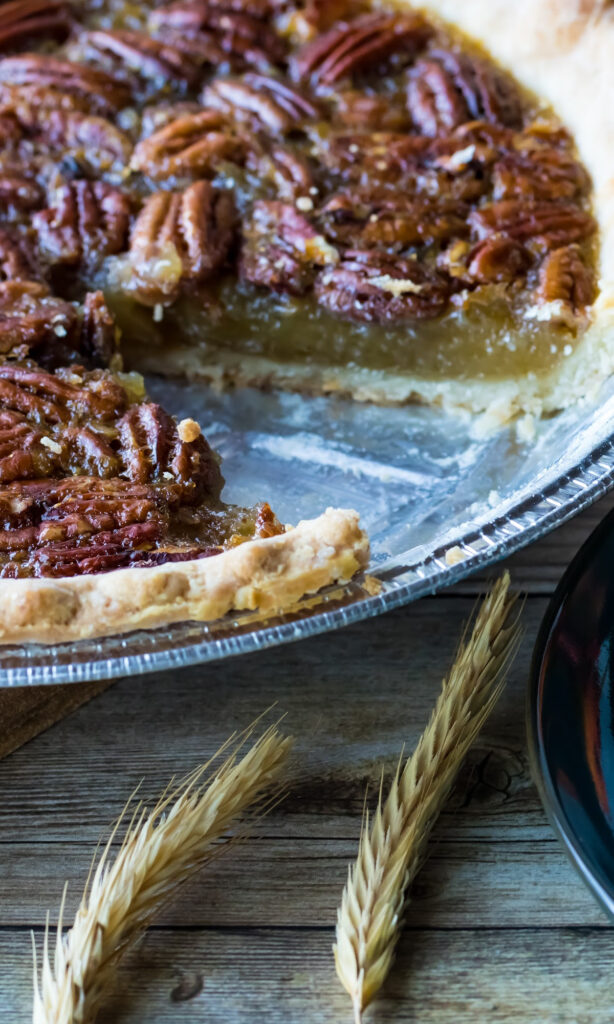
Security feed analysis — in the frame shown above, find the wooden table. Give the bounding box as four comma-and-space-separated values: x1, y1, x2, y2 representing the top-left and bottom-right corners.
2, 492, 614, 1023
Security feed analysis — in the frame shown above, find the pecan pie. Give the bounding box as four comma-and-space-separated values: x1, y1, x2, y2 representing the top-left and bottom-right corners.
81, 0, 606, 421
0, 0, 612, 642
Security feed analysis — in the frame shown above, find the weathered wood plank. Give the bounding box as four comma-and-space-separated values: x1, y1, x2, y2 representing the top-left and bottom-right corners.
0, 836, 605, 929
4, 927, 614, 1024
0, 681, 114, 760
0, 598, 546, 842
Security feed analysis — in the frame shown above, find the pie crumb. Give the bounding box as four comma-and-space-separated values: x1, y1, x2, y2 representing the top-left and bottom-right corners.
445, 545, 466, 567
362, 574, 382, 596
516, 413, 536, 443
177, 418, 201, 443
370, 274, 424, 296
40, 436, 62, 455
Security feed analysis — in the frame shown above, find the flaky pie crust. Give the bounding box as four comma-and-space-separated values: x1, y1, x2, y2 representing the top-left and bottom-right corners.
0, 508, 369, 644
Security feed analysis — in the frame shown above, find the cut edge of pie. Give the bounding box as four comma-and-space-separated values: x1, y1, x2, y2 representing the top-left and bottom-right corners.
370, 0, 614, 425
122, 0, 614, 428
0, 505, 368, 644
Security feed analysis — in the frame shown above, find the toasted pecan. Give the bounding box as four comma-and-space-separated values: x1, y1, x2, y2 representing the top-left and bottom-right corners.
315, 249, 450, 322
127, 181, 236, 304
151, 0, 286, 71
79, 291, 120, 368
492, 147, 590, 202
0, 55, 129, 115
292, 11, 431, 85
240, 199, 337, 294
407, 49, 523, 136
538, 245, 595, 311
470, 199, 596, 251
33, 181, 131, 273
130, 110, 245, 181
203, 73, 320, 134
319, 186, 469, 248
0, 0, 73, 53
74, 29, 211, 89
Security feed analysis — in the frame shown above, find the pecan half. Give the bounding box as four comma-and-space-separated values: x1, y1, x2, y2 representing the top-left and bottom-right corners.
429, 120, 516, 171
42, 109, 132, 173
331, 88, 410, 130
0, 407, 50, 483
130, 111, 245, 181
470, 200, 596, 252
127, 181, 236, 304
118, 401, 223, 498
464, 237, 531, 284
407, 50, 523, 136
33, 181, 131, 273
0, 282, 79, 363
0, 55, 130, 116
288, 0, 363, 39
0, 283, 122, 368
0, 229, 41, 282
0, 0, 73, 53
151, 1, 287, 71
0, 362, 128, 426
492, 147, 590, 202
291, 12, 431, 85
315, 249, 450, 323
0, 100, 131, 173
0, 477, 164, 576
151, 0, 276, 29
74, 29, 210, 90
203, 74, 320, 134
30, 522, 166, 576
319, 187, 468, 248
79, 291, 120, 368
245, 143, 316, 199
0, 80, 91, 115
313, 130, 429, 187
538, 245, 595, 311
0, 174, 43, 216
239, 199, 338, 294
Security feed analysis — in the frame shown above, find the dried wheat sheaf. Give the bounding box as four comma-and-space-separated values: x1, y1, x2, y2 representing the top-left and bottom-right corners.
32, 721, 292, 1024
333, 572, 521, 1024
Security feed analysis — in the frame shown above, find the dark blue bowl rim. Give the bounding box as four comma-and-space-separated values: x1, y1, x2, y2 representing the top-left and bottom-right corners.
527, 503, 614, 921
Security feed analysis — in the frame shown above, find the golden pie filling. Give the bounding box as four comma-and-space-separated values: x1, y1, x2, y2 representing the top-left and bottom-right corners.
0, 0, 599, 577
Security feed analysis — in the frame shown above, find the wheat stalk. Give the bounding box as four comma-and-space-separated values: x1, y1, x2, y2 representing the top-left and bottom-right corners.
334, 572, 521, 1024
33, 720, 292, 1024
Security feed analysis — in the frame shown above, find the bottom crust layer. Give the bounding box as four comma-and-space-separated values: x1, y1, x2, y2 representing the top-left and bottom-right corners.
0, 507, 368, 645
126, 318, 613, 424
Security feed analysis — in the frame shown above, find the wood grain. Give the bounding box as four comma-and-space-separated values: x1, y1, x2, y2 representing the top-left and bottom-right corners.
1, 491, 614, 1022
0, 681, 114, 761
4, 928, 614, 1023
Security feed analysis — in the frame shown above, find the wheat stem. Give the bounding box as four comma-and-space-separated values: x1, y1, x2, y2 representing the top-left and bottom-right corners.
333, 572, 521, 1023
33, 721, 292, 1024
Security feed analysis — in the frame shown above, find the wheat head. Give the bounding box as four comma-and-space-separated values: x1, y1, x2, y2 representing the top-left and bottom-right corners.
334, 572, 521, 1024
33, 721, 292, 1024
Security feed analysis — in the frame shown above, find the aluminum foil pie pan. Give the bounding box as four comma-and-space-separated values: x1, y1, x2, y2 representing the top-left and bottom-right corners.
2, 374, 614, 687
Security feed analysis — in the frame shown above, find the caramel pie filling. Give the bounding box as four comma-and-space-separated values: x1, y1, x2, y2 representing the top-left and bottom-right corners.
0, 0, 599, 576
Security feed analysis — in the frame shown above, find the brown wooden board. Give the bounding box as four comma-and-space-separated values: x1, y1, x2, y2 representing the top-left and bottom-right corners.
0, 681, 115, 761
